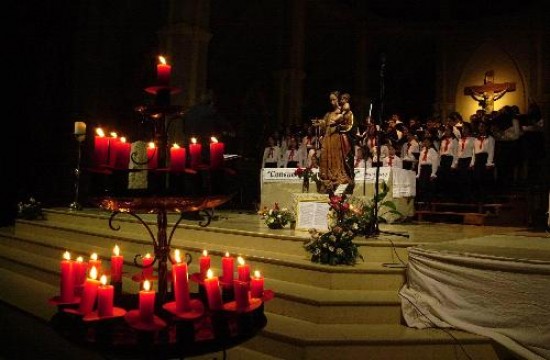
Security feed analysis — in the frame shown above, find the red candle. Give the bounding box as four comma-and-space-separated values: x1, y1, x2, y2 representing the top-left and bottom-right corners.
139, 280, 156, 323
73, 256, 88, 296
79, 266, 100, 315
221, 252, 234, 284
172, 249, 191, 313
189, 137, 202, 169
97, 275, 114, 317
93, 128, 110, 167
250, 270, 265, 299
60, 251, 75, 302
146, 142, 158, 169
157, 55, 171, 86
110, 245, 123, 283
114, 136, 131, 169
170, 143, 186, 172
88, 253, 102, 274
204, 269, 222, 311
142, 253, 154, 279
199, 250, 210, 279
108, 133, 120, 168
237, 256, 250, 282
209, 137, 225, 169
233, 279, 250, 310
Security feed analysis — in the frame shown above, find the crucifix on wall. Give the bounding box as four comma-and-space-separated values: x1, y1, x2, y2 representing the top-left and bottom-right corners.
464, 70, 516, 114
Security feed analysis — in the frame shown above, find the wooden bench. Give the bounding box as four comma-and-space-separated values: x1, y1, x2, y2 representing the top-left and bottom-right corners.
415, 210, 488, 225
415, 202, 505, 215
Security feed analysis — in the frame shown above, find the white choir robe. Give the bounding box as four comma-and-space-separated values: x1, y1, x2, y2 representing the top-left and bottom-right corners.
452, 136, 475, 168
417, 147, 439, 178
473, 135, 495, 166
262, 146, 282, 167
283, 148, 305, 168
401, 140, 420, 161
383, 155, 403, 169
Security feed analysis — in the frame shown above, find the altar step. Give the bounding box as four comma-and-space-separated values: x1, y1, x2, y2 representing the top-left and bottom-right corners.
1, 224, 406, 325
2, 211, 502, 359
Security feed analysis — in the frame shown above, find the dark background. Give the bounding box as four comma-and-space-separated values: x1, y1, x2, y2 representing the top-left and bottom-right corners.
7, 0, 539, 224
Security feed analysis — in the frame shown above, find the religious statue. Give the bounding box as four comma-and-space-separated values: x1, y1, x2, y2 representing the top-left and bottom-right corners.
312, 91, 354, 194
464, 70, 516, 114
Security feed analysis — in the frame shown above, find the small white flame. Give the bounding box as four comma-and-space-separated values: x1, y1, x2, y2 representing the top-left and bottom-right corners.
63, 251, 71, 261
100, 275, 108, 286
113, 245, 120, 256
143, 280, 151, 291
237, 256, 245, 266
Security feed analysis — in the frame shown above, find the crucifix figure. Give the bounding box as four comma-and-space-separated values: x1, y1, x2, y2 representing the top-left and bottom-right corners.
464, 70, 516, 114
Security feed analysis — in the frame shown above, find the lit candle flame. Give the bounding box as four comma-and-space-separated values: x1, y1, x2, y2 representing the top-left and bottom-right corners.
211, 136, 218, 143
63, 251, 71, 261
158, 55, 167, 65
172, 143, 180, 149
254, 270, 261, 278
90, 253, 98, 261
76, 256, 83, 263
143, 280, 151, 291
100, 275, 108, 286
110, 132, 118, 138
237, 256, 245, 266
206, 269, 214, 279
96, 128, 105, 137
191, 137, 197, 144
113, 245, 120, 256
145, 253, 151, 259
202, 249, 208, 257
89, 266, 98, 280
225, 251, 230, 257
174, 249, 181, 263
120, 137, 127, 143
148, 142, 155, 149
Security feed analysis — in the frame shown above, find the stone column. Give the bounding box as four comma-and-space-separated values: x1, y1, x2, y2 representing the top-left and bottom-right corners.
275, 0, 306, 127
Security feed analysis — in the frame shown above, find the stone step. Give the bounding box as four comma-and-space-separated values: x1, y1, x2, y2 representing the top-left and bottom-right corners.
0, 266, 497, 360
243, 312, 498, 360
0, 231, 404, 325
14, 219, 408, 291
35, 209, 412, 263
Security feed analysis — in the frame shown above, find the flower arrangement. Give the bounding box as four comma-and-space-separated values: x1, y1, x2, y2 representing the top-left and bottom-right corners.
294, 166, 319, 192
258, 202, 295, 229
17, 197, 45, 220
303, 183, 400, 266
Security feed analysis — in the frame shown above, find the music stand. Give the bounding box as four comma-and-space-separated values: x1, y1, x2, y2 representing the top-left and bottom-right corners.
368, 54, 409, 240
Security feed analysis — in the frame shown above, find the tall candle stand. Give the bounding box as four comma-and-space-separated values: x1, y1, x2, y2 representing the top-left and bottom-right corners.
69, 132, 86, 211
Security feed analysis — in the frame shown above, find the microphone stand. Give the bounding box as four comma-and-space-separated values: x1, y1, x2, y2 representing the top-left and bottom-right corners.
368, 53, 409, 240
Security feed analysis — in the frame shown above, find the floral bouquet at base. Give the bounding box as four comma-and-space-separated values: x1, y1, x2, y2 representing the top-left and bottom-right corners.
258, 202, 295, 229
303, 185, 400, 266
